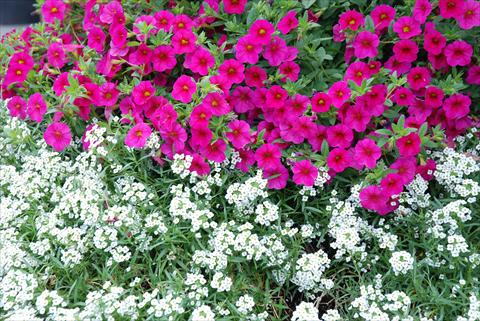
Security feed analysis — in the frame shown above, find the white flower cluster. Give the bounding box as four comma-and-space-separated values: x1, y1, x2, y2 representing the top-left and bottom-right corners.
225, 171, 268, 212
389, 251, 414, 275
456, 293, 480, 321
292, 302, 320, 321
292, 250, 332, 295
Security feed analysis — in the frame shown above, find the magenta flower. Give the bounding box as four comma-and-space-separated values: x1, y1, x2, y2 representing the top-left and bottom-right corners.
263, 164, 289, 190
248, 20, 274, 45
132, 81, 155, 106
327, 148, 351, 173
328, 81, 351, 108
288, 94, 310, 116
345, 61, 369, 86
152, 45, 177, 72
235, 35, 263, 64
110, 24, 128, 48
393, 87, 415, 106
44, 122, 72, 152
396, 132, 421, 157
443, 94, 471, 119
129, 44, 153, 66
47, 43, 67, 69
87, 26, 106, 53
425, 86, 444, 108
41, 0, 67, 24
279, 61, 300, 82
125, 123, 152, 149
154, 10, 174, 32
7, 96, 27, 119
201, 140, 227, 163
338, 10, 365, 31
255, 143, 282, 170
345, 105, 371, 132
457, 0, 480, 30
171, 30, 197, 54
353, 31, 379, 59
466, 66, 480, 85
278, 10, 299, 34
266, 85, 288, 108
380, 173, 404, 196
203, 92, 230, 116
226, 120, 251, 149
371, 5, 396, 30
439, 0, 465, 18
423, 30, 447, 55
354, 138, 381, 169
98, 82, 120, 107
292, 160, 318, 186
393, 39, 419, 63
393, 16, 421, 39
416, 159, 437, 181
263, 36, 288, 66
390, 157, 417, 185
231, 86, 255, 113
189, 153, 210, 176
327, 124, 354, 149
172, 75, 196, 103
384, 56, 411, 75
173, 14, 193, 32
99, 1, 125, 25
190, 104, 212, 128
413, 0, 432, 23
191, 125, 213, 147
223, 0, 247, 14
27, 93, 47, 123
311, 92, 331, 113
218, 59, 245, 85
245, 66, 267, 88
360, 185, 389, 213
407, 67, 431, 91
444, 40, 473, 67
184, 46, 215, 76
9, 51, 34, 71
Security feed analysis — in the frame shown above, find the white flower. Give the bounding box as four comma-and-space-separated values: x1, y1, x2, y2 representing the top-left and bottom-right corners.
389, 251, 414, 275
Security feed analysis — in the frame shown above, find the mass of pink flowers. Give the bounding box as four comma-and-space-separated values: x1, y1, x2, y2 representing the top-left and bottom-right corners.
1, 0, 479, 215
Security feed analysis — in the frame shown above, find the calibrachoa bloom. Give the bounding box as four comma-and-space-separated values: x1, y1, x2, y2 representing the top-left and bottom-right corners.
248, 20, 274, 45
125, 123, 152, 148
443, 94, 471, 119
44, 122, 72, 151
457, 0, 480, 29
396, 132, 422, 157
172, 75, 196, 103
7, 96, 27, 119
41, 0, 67, 23
354, 138, 381, 169
97, 82, 120, 107
27, 93, 47, 123
439, 0, 466, 18
360, 185, 388, 213
393, 16, 422, 39
223, 0, 247, 14
132, 81, 155, 105
235, 35, 263, 64
327, 148, 351, 172
226, 120, 250, 149
255, 143, 282, 170
277, 10, 299, 34
338, 10, 364, 31
444, 40, 473, 67
328, 81, 351, 108
292, 160, 318, 186
393, 39, 419, 63
371, 4, 396, 30
353, 31, 379, 59
47, 42, 67, 68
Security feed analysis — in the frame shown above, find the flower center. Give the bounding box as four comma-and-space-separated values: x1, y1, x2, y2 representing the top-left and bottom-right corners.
51, 7, 58, 13
402, 26, 411, 33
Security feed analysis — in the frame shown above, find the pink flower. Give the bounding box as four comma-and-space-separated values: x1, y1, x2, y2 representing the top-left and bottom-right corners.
345, 61, 369, 85
171, 30, 197, 54
266, 85, 288, 108
236, 149, 255, 172
443, 94, 471, 119
292, 160, 318, 186
248, 20, 274, 45
396, 132, 422, 157
338, 10, 365, 31
416, 159, 436, 180
9, 51, 34, 71
354, 138, 381, 169
152, 45, 177, 72
125, 123, 152, 148
444, 40, 473, 67
184, 46, 215, 75
439, 0, 465, 18
47, 43, 67, 68
189, 153, 210, 176
203, 92, 230, 116
263, 164, 289, 190
154, 10, 174, 31
328, 81, 351, 108
231, 86, 255, 113
407, 67, 431, 91
172, 75, 196, 103
393, 87, 415, 106
393, 39, 419, 63
129, 44, 153, 66
190, 104, 212, 128
277, 10, 299, 34
390, 156, 417, 185
132, 81, 155, 106
423, 30, 447, 55
327, 124, 354, 149
7, 96, 27, 119
191, 125, 213, 147
327, 148, 351, 173
413, 0, 432, 23
201, 139, 227, 163
307, 125, 327, 152
466, 65, 480, 85
245, 66, 267, 88
279, 61, 300, 82
345, 105, 371, 132
380, 173, 404, 196
263, 36, 288, 67
393, 16, 421, 39
353, 31, 379, 59
226, 120, 251, 149
173, 14, 193, 32
100, 1, 125, 25
110, 24, 128, 48
235, 35, 263, 64
384, 56, 411, 75
41, 0, 67, 24
371, 5, 396, 30
27, 93, 47, 123
359, 185, 389, 212
98, 82, 120, 107
223, 0, 247, 14
425, 86, 444, 108
288, 94, 310, 116
218, 59, 245, 85
44, 122, 72, 152
255, 143, 282, 170
87, 26, 106, 52
457, 0, 480, 30
311, 92, 331, 113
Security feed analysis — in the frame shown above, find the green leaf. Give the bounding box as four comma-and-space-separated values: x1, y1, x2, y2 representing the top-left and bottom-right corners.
302, 0, 316, 9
